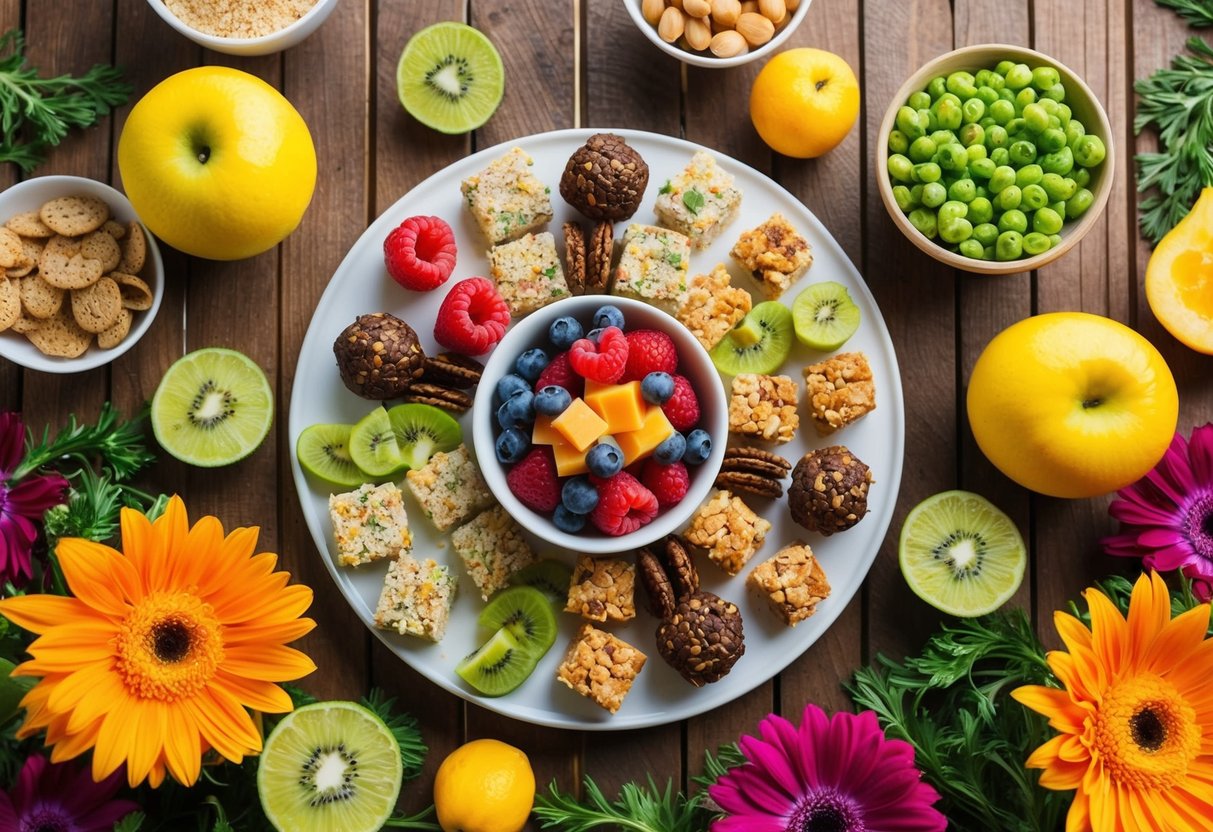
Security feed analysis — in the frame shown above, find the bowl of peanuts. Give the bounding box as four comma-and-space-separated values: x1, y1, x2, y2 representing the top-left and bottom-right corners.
626, 0, 810, 67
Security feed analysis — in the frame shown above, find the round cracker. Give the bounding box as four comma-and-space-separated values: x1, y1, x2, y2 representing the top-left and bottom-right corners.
81, 230, 121, 273
18, 274, 64, 319
111, 272, 153, 310
0, 227, 23, 269
0, 277, 18, 332
6, 210, 54, 238
70, 276, 122, 333
11, 310, 43, 334
101, 219, 126, 240
116, 222, 146, 275
39, 195, 109, 237
97, 307, 133, 349
39, 236, 103, 290
25, 307, 92, 358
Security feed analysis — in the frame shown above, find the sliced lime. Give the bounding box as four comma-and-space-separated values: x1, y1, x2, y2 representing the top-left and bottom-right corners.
397, 22, 505, 135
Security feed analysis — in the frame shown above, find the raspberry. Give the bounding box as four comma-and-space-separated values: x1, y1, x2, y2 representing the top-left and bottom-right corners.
384, 215, 457, 291
534, 351, 583, 398
642, 459, 690, 508
507, 447, 561, 513
590, 471, 659, 536
434, 277, 510, 355
569, 326, 629, 383
622, 330, 678, 381
662, 374, 701, 432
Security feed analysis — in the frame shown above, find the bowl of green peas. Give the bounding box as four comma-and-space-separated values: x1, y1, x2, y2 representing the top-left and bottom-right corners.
877, 44, 1113, 275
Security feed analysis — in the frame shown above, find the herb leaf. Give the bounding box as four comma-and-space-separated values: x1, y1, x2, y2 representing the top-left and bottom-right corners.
682, 189, 705, 215
361, 688, 428, 779
533, 776, 713, 832
15, 401, 155, 481
1156, 0, 1213, 27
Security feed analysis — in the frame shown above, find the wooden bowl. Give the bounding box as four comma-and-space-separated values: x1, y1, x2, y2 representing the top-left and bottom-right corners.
875, 44, 1114, 276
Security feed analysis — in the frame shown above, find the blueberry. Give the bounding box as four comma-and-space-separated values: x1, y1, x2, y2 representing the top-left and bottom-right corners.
653, 431, 686, 465
515, 347, 550, 382
548, 316, 584, 350
534, 385, 572, 417
641, 371, 675, 405
684, 429, 712, 465
592, 304, 625, 331
495, 428, 529, 464
561, 476, 600, 514
586, 443, 623, 478
553, 504, 587, 533
496, 373, 530, 404
586, 327, 604, 344
497, 390, 535, 429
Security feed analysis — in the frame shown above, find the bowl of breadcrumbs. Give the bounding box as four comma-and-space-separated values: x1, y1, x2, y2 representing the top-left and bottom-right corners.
149, 0, 340, 56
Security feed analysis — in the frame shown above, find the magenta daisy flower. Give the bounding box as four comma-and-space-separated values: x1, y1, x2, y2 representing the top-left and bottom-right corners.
709, 704, 946, 832
0, 412, 68, 586
1103, 423, 1213, 600
0, 754, 138, 831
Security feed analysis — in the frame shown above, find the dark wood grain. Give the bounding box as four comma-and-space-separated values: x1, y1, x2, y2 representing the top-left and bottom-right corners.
0, 0, 18, 413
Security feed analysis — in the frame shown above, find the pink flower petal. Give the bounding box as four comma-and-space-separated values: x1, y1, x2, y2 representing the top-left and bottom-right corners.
1188, 424, 1213, 481
739, 732, 801, 800
6, 472, 69, 516
1143, 545, 1203, 572
1108, 494, 1179, 526
711, 815, 787, 832
1138, 528, 1189, 547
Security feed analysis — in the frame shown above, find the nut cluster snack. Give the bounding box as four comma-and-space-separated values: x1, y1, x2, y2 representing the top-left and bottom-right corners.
788, 446, 873, 535
559, 133, 649, 222
730, 212, 813, 299
728, 373, 800, 443
747, 542, 830, 626
803, 352, 876, 435
643, 0, 800, 58
684, 489, 772, 575
657, 591, 746, 687
556, 623, 648, 714
332, 312, 426, 400
675, 263, 752, 351
565, 554, 637, 622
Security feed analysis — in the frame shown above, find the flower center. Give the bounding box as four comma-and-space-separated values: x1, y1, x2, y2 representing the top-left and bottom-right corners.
789, 789, 865, 832
23, 809, 69, 832
1093, 673, 1200, 791
116, 591, 223, 702
1182, 492, 1213, 560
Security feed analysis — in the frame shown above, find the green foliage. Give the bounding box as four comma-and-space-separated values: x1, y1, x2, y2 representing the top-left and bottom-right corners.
533, 776, 715, 832
361, 688, 428, 780
0, 29, 131, 172
42, 466, 161, 549
1157, 0, 1213, 27
15, 402, 155, 482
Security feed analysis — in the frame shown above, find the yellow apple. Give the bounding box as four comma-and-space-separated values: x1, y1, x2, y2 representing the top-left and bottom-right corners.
749, 47, 860, 159
967, 312, 1179, 499
117, 66, 317, 261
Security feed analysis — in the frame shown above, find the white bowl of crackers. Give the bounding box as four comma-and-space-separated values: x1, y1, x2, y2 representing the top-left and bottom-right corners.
0, 175, 163, 374
147, 0, 341, 56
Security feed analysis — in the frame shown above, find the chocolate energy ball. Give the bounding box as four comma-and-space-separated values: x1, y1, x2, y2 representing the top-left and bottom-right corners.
656, 591, 745, 687
559, 133, 649, 221
788, 445, 874, 535
333, 312, 425, 400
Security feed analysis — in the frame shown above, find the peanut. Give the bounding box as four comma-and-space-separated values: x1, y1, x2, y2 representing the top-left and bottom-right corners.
683, 0, 712, 18
709, 28, 748, 57
758, 0, 786, 23
785, 0, 799, 8
684, 15, 713, 49
710, 0, 741, 27
658, 6, 687, 42
736, 11, 774, 45
740, 0, 759, 13
642, 0, 666, 25
669, 0, 683, 9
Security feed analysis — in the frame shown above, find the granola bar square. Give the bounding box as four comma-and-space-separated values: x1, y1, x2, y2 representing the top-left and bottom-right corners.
450, 506, 536, 600
374, 555, 457, 641
653, 151, 743, 249
564, 555, 636, 622
684, 489, 772, 575
802, 352, 876, 435
747, 542, 831, 626
405, 444, 494, 531
328, 482, 412, 567
460, 147, 554, 245
730, 212, 813, 299
488, 231, 570, 317
556, 623, 647, 714
610, 223, 692, 312
675, 263, 752, 351
728, 373, 800, 444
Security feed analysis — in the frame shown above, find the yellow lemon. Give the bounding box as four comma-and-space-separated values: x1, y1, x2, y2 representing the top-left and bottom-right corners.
750, 47, 860, 158
967, 312, 1178, 499
117, 66, 317, 261
1146, 186, 1213, 353
433, 739, 535, 832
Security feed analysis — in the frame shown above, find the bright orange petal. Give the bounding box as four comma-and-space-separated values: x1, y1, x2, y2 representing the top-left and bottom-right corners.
223, 618, 316, 646
65, 668, 127, 734
212, 671, 293, 713
127, 699, 166, 786
1024, 733, 1066, 769
1084, 586, 1128, 676
120, 505, 160, 589
47, 719, 102, 763
222, 645, 316, 682
0, 594, 95, 633
1066, 787, 1091, 832
1145, 604, 1211, 677
46, 659, 116, 715
21, 628, 118, 674
209, 574, 296, 621
146, 759, 166, 789
1054, 610, 1094, 654
170, 514, 224, 591
92, 697, 138, 783
163, 704, 202, 786
56, 538, 138, 618
186, 687, 261, 762
148, 497, 189, 592
1011, 685, 1085, 734
1124, 571, 1171, 671
1038, 755, 1089, 791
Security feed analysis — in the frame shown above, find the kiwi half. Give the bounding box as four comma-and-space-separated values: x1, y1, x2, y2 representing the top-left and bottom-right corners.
296, 423, 365, 487
386, 403, 462, 470
792, 281, 861, 351
348, 406, 404, 477
479, 586, 558, 658
510, 559, 574, 602
710, 301, 794, 376
455, 627, 534, 697
396, 22, 505, 135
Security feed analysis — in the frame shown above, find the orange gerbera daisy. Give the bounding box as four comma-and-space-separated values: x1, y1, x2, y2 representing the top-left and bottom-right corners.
0, 496, 316, 789
1012, 571, 1213, 832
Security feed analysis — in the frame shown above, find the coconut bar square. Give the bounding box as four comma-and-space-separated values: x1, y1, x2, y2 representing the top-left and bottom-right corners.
730, 212, 813, 299
728, 373, 800, 444
610, 223, 691, 312
675, 263, 752, 351
564, 555, 636, 623
488, 231, 570, 317
653, 151, 743, 249
329, 482, 412, 568
747, 543, 831, 626
405, 444, 494, 531
451, 505, 536, 601
556, 623, 647, 714
460, 147, 554, 245
684, 489, 772, 576
374, 555, 457, 642
802, 352, 876, 435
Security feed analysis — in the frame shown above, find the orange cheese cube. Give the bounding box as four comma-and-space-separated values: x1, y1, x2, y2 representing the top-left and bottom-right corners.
585, 381, 646, 434
551, 397, 608, 452
615, 405, 675, 466
551, 437, 590, 477
532, 414, 562, 445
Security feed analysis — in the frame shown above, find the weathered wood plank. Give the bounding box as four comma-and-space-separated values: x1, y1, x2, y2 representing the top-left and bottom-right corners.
0, 0, 20, 412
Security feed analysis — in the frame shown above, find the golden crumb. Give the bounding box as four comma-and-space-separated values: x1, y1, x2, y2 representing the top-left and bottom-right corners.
163, 0, 317, 39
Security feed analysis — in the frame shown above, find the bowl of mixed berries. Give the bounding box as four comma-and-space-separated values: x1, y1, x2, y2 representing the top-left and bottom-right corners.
473, 295, 727, 555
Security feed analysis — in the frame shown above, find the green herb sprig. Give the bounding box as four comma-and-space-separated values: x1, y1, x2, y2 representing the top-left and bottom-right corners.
1156, 0, 1213, 27
0, 29, 131, 172
14, 401, 155, 482
533, 776, 715, 832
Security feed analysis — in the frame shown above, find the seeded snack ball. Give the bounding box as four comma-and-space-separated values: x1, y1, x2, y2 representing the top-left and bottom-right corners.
333, 312, 426, 400
788, 445, 873, 535
656, 590, 745, 686
559, 133, 649, 222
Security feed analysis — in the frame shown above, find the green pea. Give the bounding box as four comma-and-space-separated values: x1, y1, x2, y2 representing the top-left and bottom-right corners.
938, 143, 969, 172
1064, 119, 1085, 146
920, 107, 937, 131
1073, 135, 1106, 167
985, 125, 1009, 149
908, 208, 938, 239
948, 178, 977, 203
909, 136, 938, 163
1056, 103, 1072, 126
962, 98, 986, 124
975, 69, 994, 87
998, 87, 1016, 102
933, 97, 963, 131
996, 184, 1023, 211
970, 157, 996, 179
887, 154, 914, 183
1020, 183, 1048, 211
975, 85, 1000, 105
938, 199, 967, 220
1038, 127, 1068, 153
892, 185, 915, 213
994, 60, 1016, 76
990, 147, 1011, 166
1033, 206, 1063, 235
968, 197, 994, 225
998, 209, 1028, 234
1015, 164, 1043, 187
966, 144, 988, 164
1066, 187, 1095, 219
1022, 102, 1049, 133
1032, 66, 1061, 91
1005, 118, 1027, 137
996, 230, 1025, 260
990, 99, 1015, 125
1039, 98, 1059, 115
1048, 115, 1062, 130
1044, 83, 1066, 102
982, 245, 996, 259
1049, 233, 1063, 248
1049, 200, 1067, 220
988, 165, 1016, 193
1041, 172, 1075, 201
912, 162, 942, 183
974, 184, 990, 199
1041, 146, 1074, 175
888, 130, 909, 155
896, 106, 924, 140
1015, 88, 1038, 111
908, 90, 932, 111
1005, 63, 1033, 90
1022, 231, 1052, 255
1073, 167, 1091, 188
987, 72, 1006, 92
940, 217, 974, 244
948, 71, 979, 98
930, 129, 958, 147
927, 76, 947, 100
1009, 140, 1037, 166
921, 182, 947, 208
973, 222, 1000, 246
909, 184, 925, 205
959, 238, 985, 259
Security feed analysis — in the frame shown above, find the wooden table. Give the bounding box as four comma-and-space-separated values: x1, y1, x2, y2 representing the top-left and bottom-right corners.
2, 0, 1206, 822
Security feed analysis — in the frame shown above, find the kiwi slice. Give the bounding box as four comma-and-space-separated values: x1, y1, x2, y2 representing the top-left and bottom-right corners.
396, 22, 505, 135
386, 403, 462, 471
349, 407, 404, 477
297, 423, 365, 488
899, 490, 1027, 617
510, 559, 574, 602
792, 281, 861, 351
710, 301, 794, 376
257, 700, 403, 832
150, 347, 274, 467
479, 586, 558, 658
455, 627, 536, 697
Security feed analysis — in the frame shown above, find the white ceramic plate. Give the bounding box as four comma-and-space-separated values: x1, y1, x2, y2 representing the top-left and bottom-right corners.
289, 129, 904, 730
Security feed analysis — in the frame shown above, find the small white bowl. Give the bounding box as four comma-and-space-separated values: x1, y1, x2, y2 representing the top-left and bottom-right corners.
623, 0, 812, 69
0, 176, 164, 375
473, 295, 728, 556
147, 0, 340, 56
